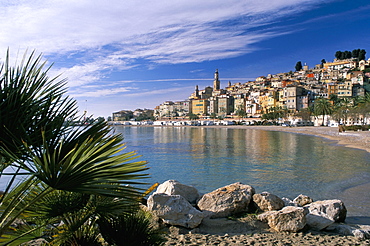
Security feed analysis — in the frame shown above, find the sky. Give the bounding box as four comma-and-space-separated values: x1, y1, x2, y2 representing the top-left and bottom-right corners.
1, 0, 370, 118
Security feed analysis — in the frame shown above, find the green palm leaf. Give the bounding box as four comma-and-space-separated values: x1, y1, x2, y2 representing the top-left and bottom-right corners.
0, 49, 151, 244
15, 123, 149, 198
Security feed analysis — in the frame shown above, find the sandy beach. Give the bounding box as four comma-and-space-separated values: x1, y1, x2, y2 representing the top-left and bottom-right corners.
161, 125, 370, 245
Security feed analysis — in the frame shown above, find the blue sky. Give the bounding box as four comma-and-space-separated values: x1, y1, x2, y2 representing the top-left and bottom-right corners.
1, 0, 369, 118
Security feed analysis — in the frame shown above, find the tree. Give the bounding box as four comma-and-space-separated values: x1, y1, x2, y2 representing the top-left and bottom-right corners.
321, 59, 326, 67
295, 61, 303, 71
344, 50, 352, 59
335, 51, 342, 60
235, 105, 246, 121
261, 106, 286, 122
97, 116, 105, 122
188, 113, 199, 120
314, 98, 333, 126
352, 49, 360, 59
210, 112, 217, 121
295, 108, 312, 122
0, 50, 156, 244
359, 49, 366, 60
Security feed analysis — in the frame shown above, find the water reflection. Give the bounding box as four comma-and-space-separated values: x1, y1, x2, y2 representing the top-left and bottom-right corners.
115, 126, 370, 216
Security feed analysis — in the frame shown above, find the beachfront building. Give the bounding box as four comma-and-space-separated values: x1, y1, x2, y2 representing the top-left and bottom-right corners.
191, 99, 208, 116
217, 95, 234, 117
208, 96, 218, 115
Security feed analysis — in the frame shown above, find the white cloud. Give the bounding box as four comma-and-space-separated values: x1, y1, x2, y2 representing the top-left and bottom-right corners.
0, 0, 336, 110
69, 86, 135, 98
0, 0, 330, 60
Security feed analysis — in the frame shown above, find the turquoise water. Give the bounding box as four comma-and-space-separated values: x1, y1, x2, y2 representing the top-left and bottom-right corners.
115, 126, 370, 217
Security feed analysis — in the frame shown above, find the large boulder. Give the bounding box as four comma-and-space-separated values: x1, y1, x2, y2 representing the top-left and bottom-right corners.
252, 192, 285, 212
197, 182, 255, 218
154, 180, 200, 204
293, 194, 313, 207
147, 193, 204, 229
304, 199, 347, 230
257, 206, 307, 232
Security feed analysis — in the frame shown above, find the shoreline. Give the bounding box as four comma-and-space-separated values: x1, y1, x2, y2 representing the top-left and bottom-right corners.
157, 125, 370, 153
233, 125, 370, 153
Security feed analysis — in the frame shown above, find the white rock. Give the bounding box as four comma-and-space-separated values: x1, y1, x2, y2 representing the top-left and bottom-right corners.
154, 180, 200, 204
147, 193, 204, 229
304, 199, 347, 230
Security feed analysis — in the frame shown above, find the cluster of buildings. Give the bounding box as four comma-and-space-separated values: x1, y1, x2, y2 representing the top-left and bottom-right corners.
112, 108, 154, 121
154, 58, 370, 120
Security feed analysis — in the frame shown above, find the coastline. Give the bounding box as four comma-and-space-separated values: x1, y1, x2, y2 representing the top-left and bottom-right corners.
137, 124, 370, 153
204, 125, 370, 153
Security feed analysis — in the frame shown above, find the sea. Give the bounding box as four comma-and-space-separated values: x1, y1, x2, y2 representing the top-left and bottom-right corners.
114, 125, 370, 219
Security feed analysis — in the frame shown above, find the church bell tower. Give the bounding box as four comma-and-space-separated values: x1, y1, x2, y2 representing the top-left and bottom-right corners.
213, 69, 220, 90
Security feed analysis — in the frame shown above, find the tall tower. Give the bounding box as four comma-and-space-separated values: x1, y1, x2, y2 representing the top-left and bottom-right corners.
195, 85, 199, 98
213, 69, 220, 90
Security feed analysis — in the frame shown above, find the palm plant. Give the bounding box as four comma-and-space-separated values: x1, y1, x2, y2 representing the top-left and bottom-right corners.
98, 209, 166, 246
0, 50, 153, 244
313, 97, 333, 126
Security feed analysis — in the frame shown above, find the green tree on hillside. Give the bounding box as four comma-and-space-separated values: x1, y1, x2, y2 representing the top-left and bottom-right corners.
335, 51, 342, 60
295, 61, 303, 71
359, 49, 366, 60
335, 49, 366, 60
321, 59, 326, 67
352, 49, 360, 58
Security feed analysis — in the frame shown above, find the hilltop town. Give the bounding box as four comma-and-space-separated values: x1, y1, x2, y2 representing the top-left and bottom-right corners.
112, 50, 370, 126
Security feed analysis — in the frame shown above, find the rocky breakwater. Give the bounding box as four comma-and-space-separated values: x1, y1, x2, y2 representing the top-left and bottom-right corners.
146, 180, 370, 240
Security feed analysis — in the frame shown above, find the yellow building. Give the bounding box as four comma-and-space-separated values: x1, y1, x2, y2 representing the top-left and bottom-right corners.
191, 99, 208, 115
258, 93, 269, 113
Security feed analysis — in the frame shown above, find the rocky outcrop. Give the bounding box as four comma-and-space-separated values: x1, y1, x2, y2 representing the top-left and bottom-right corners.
197, 182, 255, 218
304, 199, 347, 230
154, 179, 200, 204
145, 180, 366, 238
257, 206, 307, 232
147, 193, 204, 228
252, 192, 285, 212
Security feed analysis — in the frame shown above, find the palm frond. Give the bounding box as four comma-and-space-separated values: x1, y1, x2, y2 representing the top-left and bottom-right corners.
0, 49, 78, 164
16, 123, 150, 198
